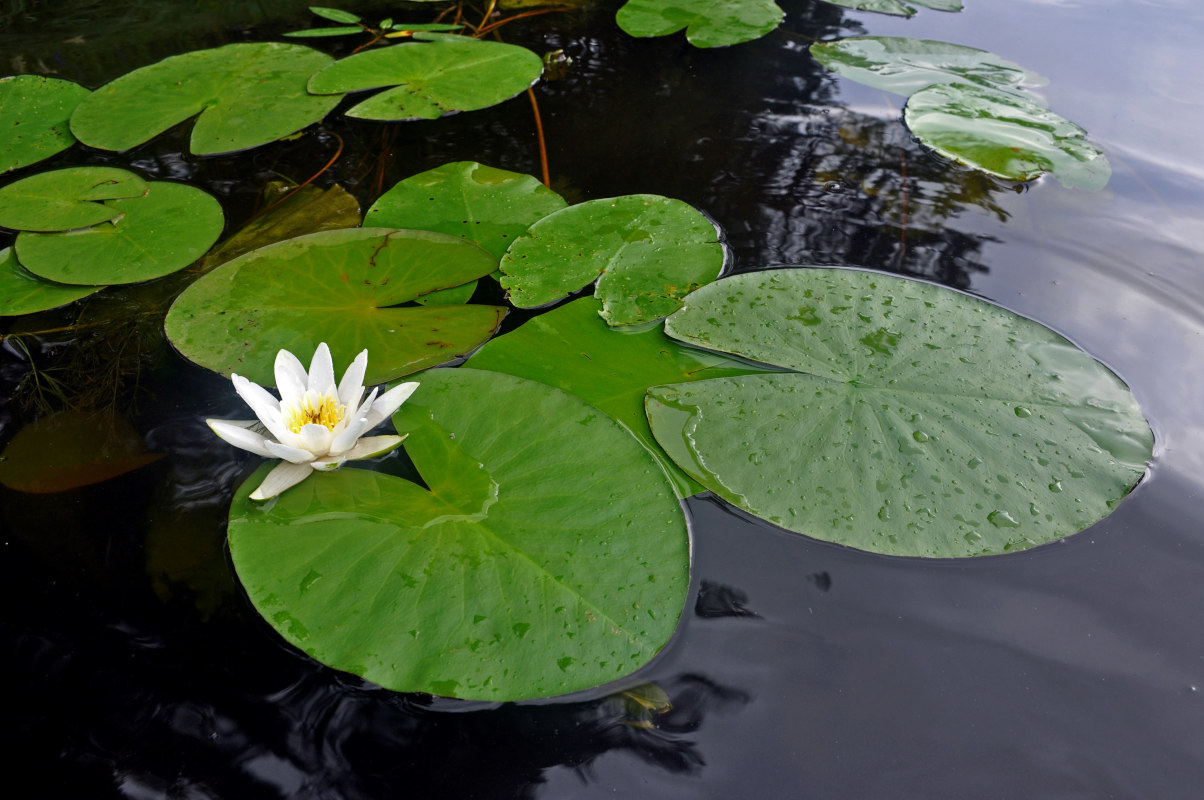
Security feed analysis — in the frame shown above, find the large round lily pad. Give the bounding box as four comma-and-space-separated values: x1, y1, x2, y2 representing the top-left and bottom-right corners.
905, 82, 1111, 190
0, 75, 90, 174
499, 195, 725, 326
15, 181, 224, 285
0, 166, 148, 232
165, 228, 506, 386
0, 247, 102, 316
646, 268, 1152, 558
70, 42, 342, 155
228, 368, 690, 701
616, 0, 784, 48
307, 35, 543, 121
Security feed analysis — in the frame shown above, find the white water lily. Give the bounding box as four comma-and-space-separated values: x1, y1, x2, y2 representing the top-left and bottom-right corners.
207, 343, 418, 501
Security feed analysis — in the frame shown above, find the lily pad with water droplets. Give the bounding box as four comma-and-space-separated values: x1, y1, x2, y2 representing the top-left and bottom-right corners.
307, 35, 543, 121
227, 367, 689, 701
0, 75, 90, 174
69, 42, 342, 155
499, 195, 725, 326
646, 268, 1152, 558
165, 228, 506, 387
616, 0, 784, 48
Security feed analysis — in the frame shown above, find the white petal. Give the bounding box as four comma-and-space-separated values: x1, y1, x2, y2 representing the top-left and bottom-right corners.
296, 422, 334, 456
249, 461, 313, 500
207, 419, 274, 457
328, 414, 372, 456
363, 382, 419, 429
311, 456, 347, 471
274, 348, 308, 402
340, 434, 407, 461
307, 342, 337, 395
264, 440, 318, 464
231, 374, 291, 442
338, 349, 368, 411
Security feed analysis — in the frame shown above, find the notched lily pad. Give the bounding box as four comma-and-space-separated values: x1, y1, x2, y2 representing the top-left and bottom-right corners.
0, 75, 90, 174
307, 35, 543, 121
616, 0, 785, 48
70, 42, 343, 155
0, 166, 148, 232
228, 368, 689, 701
646, 268, 1152, 558
499, 195, 725, 326
0, 246, 102, 316
165, 227, 506, 386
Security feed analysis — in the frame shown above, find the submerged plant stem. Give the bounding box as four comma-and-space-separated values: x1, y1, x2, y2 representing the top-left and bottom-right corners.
253, 132, 345, 222
528, 88, 551, 188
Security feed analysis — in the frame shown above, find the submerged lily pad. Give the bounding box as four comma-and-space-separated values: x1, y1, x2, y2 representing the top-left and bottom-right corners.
228, 368, 689, 701
468, 295, 771, 497
499, 195, 725, 326
616, 0, 784, 48
646, 268, 1151, 558
823, 0, 961, 18
15, 182, 224, 285
810, 37, 1045, 97
0, 166, 148, 232
0, 75, 90, 174
307, 35, 543, 121
0, 247, 102, 316
165, 228, 506, 387
905, 82, 1111, 190
70, 42, 342, 155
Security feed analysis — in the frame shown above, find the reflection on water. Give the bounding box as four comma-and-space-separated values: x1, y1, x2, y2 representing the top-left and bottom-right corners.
4, 0, 1204, 797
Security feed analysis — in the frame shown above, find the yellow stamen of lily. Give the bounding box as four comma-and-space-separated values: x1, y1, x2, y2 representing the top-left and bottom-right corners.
282, 391, 344, 434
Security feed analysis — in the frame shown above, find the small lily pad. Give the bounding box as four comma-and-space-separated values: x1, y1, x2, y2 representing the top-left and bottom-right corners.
228, 368, 689, 701
0, 247, 102, 316
823, 0, 961, 18
0, 166, 148, 232
499, 195, 725, 326
70, 42, 343, 155
616, 0, 784, 48
307, 35, 543, 121
165, 227, 506, 387
0, 75, 90, 174
646, 268, 1151, 558
15, 181, 224, 285
905, 82, 1111, 190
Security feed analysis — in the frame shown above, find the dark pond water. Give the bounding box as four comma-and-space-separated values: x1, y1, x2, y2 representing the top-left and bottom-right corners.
3, 1, 1204, 797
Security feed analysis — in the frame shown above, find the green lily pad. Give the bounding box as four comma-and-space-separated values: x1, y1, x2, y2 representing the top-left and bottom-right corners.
228, 367, 689, 701
467, 295, 772, 497
615, 0, 784, 48
365, 162, 567, 260
307, 35, 543, 121
905, 82, 1112, 190
0, 166, 148, 232
15, 182, 224, 285
69, 42, 343, 155
0, 247, 102, 316
499, 195, 725, 326
165, 228, 506, 387
823, 0, 961, 18
646, 268, 1152, 558
0, 409, 163, 493
0, 75, 90, 174
810, 37, 1046, 97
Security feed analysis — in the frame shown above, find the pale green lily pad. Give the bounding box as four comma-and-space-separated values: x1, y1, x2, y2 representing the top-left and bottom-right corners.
228, 367, 689, 701
823, 0, 961, 17
70, 42, 342, 155
616, 0, 784, 48
809, 37, 1046, 97
0, 75, 90, 174
0, 246, 102, 316
307, 35, 543, 121
499, 195, 725, 326
646, 268, 1151, 558
905, 82, 1111, 190
467, 295, 773, 497
0, 166, 148, 232
164, 228, 506, 387
15, 182, 224, 285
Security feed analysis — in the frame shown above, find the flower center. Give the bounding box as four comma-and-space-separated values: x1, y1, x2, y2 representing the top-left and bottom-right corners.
282, 391, 344, 434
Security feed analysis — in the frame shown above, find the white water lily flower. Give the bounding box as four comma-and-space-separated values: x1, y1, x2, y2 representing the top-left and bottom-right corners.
207, 343, 418, 501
